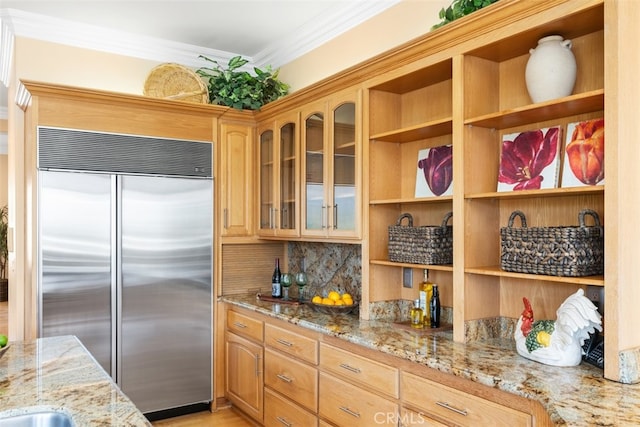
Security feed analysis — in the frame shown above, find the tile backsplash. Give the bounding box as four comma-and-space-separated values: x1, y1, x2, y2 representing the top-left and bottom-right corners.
287, 242, 361, 302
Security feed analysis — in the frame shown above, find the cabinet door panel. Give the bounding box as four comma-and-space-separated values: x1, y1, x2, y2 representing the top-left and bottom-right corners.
225, 332, 263, 423
220, 123, 253, 237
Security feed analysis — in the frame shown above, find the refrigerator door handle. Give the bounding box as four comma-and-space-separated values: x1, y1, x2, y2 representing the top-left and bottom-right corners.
113, 175, 122, 385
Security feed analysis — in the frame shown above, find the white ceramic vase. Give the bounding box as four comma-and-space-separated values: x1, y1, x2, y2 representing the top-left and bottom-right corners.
525, 35, 577, 103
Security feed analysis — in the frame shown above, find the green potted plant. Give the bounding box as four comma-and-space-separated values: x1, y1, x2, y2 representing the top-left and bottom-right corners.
432, 0, 499, 30
196, 55, 290, 110
0, 205, 8, 302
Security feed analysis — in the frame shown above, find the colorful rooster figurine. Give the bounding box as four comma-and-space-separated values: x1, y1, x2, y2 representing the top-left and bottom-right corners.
515, 289, 602, 366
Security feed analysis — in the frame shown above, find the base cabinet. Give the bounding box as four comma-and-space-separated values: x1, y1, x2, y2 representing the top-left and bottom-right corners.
225, 331, 264, 423
225, 305, 546, 427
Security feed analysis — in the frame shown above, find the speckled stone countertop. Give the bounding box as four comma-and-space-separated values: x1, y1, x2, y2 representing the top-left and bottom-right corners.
222, 294, 640, 427
0, 335, 151, 426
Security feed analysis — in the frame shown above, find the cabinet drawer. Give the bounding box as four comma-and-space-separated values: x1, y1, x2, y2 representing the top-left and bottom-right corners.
320, 343, 398, 398
265, 323, 318, 364
319, 372, 398, 427
265, 348, 318, 412
264, 388, 318, 427
401, 372, 532, 427
400, 407, 448, 427
227, 309, 264, 342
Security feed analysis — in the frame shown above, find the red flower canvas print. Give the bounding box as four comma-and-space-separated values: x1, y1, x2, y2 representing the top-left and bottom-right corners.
561, 118, 604, 187
415, 145, 453, 197
497, 126, 562, 192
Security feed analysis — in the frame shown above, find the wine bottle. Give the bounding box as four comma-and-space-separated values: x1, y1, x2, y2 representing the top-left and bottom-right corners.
271, 258, 282, 298
418, 269, 433, 326
410, 299, 424, 329
430, 284, 441, 328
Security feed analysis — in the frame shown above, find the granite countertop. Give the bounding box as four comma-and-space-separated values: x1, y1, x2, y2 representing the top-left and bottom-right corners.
222, 294, 640, 427
0, 335, 151, 426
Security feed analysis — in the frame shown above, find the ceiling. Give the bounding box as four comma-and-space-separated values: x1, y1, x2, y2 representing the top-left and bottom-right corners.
0, 0, 401, 119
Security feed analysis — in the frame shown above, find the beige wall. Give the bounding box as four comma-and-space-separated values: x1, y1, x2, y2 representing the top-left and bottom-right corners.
15, 38, 159, 97
279, 0, 449, 91
0, 155, 6, 208
1, 119, 6, 208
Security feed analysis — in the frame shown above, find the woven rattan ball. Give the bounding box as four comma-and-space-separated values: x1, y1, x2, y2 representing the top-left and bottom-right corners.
143, 63, 209, 104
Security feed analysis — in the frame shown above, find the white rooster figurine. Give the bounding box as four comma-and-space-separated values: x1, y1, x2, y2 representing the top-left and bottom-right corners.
515, 289, 602, 366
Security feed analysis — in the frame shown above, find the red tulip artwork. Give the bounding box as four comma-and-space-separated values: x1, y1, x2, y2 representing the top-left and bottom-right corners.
561, 119, 604, 187
497, 126, 562, 192
415, 145, 453, 197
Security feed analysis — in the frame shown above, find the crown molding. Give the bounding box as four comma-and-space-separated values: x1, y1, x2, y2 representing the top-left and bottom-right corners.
1, 8, 235, 69
0, 11, 15, 87
254, 0, 401, 68
0, 2, 399, 73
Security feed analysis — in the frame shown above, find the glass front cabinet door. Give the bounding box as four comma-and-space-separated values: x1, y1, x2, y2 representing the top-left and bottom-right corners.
258, 112, 300, 237
301, 91, 360, 239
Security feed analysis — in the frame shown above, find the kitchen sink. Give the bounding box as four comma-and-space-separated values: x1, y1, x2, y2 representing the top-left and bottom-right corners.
0, 412, 74, 427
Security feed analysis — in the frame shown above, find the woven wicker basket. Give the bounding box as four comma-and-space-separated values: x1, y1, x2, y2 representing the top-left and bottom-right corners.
143, 63, 209, 104
388, 212, 453, 265
500, 209, 604, 277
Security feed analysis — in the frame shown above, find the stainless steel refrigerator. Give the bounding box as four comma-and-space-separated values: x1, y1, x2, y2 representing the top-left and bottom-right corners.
37, 127, 213, 415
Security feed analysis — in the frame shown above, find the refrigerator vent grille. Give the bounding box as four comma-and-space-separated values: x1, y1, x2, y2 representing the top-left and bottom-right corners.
37, 127, 212, 177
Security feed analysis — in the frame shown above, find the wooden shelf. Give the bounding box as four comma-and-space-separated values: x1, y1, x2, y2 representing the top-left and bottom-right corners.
466, 186, 604, 200
465, 265, 604, 286
465, 90, 604, 130
370, 117, 453, 143
371, 259, 453, 272
370, 196, 453, 206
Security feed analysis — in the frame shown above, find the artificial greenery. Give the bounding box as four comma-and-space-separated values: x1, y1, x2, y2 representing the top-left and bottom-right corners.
196, 55, 290, 110
432, 0, 499, 30
0, 205, 8, 280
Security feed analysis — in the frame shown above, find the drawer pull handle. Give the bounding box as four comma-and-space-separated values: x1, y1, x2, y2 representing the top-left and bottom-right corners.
276, 416, 292, 427
276, 338, 294, 347
339, 363, 361, 374
233, 322, 247, 329
276, 373, 293, 383
339, 406, 360, 418
436, 401, 468, 416
255, 355, 261, 376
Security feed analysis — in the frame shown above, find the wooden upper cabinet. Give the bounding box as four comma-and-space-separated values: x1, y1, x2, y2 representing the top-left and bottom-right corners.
257, 111, 300, 238
300, 90, 361, 240
219, 121, 254, 238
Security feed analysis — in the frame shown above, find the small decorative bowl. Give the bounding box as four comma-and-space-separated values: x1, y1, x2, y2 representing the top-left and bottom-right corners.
0, 345, 9, 359
308, 302, 358, 315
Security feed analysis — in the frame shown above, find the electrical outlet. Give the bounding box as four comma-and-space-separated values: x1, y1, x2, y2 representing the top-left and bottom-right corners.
403, 267, 413, 288
586, 285, 604, 316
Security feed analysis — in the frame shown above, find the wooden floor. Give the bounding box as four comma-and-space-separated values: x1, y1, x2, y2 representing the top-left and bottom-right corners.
151, 407, 258, 427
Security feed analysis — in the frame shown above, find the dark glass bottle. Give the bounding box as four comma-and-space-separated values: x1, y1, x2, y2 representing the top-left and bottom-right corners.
271, 258, 282, 298
430, 284, 441, 328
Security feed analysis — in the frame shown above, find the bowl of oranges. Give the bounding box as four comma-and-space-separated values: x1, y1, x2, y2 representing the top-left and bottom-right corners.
309, 291, 358, 315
